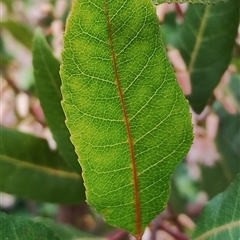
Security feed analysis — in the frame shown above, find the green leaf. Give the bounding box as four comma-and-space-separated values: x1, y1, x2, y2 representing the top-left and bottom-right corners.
0, 0, 14, 11
0, 127, 85, 203
169, 162, 197, 213
200, 161, 232, 199
0, 211, 60, 240
153, 0, 227, 4
35, 217, 102, 240
172, 0, 240, 113
60, 0, 193, 236
32, 29, 81, 173
2, 20, 33, 49
0, 35, 13, 65
192, 174, 240, 239
161, 12, 178, 45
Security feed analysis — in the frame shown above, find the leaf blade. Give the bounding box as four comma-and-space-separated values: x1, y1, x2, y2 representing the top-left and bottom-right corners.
0, 211, 60, 240
35, 217, 101, 240
0, 127, 85, 203
2, 20, 33, 49
61, 0, 193, 235
192, 174, 240, 239
32, 29, 81, 173
200, 74, 240, 198
172, 0, 240, 113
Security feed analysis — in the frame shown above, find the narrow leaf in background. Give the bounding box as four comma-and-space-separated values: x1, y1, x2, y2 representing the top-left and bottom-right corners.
32, 29, 81, 173
172, 0, 240, 113
192, 174, 240, 239
1, 20, 33, 49
0, 211, 60, 240
0, 127, 85, 203
61, 0, 193, 237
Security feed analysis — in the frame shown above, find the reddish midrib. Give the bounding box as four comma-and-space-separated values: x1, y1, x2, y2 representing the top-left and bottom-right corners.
104, 1, 142, 237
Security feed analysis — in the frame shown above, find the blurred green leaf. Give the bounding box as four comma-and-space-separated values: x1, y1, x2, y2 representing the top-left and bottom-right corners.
161, 12, 177, 45
192, 174, 240, 239
200, 162, 233, 199
32, 29, 81, 173
2, 20, 33, 49
172, 0, 240, 113
231, 45, 240, 72
0, 0, 13, 11
200, 74, 240, 198
0, 211, 60, 240
169, 162, 198, 213
35, 217, 101, 240
0, 127, 85, 203
0, 35, 13, 66
214, 128, 239, 189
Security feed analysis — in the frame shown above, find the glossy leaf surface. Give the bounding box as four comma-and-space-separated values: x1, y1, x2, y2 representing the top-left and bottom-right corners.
61, 0, 193, 236
32, 29, 80, 173
0, 127, 84, 203
172, 0, 240, 113
192, 174, 240, 239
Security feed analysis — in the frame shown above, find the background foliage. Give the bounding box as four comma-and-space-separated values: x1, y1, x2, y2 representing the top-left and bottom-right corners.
0, 0, 239, 239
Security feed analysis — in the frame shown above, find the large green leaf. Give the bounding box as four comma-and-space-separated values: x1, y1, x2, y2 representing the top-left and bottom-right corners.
0, 211, 60, 240
60, 0, 193, 237
32, 29, 80, 173
192, 174, 240, 239
0, 127, 84, 203
153, 0, 226, 4
172, 0, 240, 113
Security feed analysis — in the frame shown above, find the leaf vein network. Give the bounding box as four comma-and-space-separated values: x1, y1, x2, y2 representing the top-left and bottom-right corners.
73, 107, 123, 122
